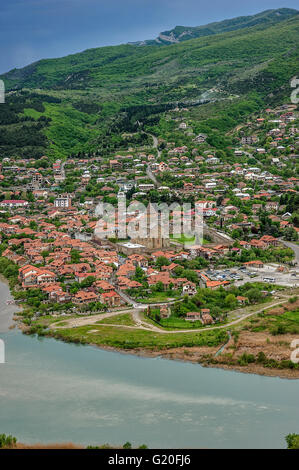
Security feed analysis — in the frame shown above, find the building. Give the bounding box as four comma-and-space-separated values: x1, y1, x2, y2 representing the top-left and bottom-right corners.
241, 135, 258, 145
160, 306, 170, 318
244, 260, 264, 268
0, 200, 28, 208
54, 195, 71, 209
182, 282, 197, 296
186, 312, 201, 321
193, 133, 207, 143
100, 291, 122, 307
201, 311, 214, 325
138, 184, 155, 192
74, 291, 99, 304
32, 172, 43, 186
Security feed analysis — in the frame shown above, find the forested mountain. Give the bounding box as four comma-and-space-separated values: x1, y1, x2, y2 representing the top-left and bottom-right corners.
0, 9, 298, 158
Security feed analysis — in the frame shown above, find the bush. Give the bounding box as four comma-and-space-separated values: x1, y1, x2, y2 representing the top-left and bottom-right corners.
123, 442, 132, 449
238, 353, 256, 366
257, 351, 267, 363
286, 434, 299, 449
271, 325, 287, 336
0, 434, 17, 448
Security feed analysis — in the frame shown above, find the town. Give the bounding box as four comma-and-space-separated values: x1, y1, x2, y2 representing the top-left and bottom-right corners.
1, 4, 299, 451
0, 101, 298, 344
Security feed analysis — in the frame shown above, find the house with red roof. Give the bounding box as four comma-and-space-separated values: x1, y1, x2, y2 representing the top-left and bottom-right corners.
0, 200, 29, 208
244, 260, 264, 268
100, 291, 123, 307
74, 291, 99, 304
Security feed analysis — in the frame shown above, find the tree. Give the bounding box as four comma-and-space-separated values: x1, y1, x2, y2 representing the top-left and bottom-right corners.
286, 434, 299, 449
70, 249, 81, 263
3, 263, 18, 279
27, 192, 35, 203
284, 227, 298, 242
155, 281, 164, 292
29, 220, 38, 230
0, 434, 17, 448
41, 250, 50, 260
155, 256, 170, 269
225, 294, 237, 308
174, 265, 184, 276
247, 288, 263, 304
231, 229, 242, 239
81, 276, 96, 288
134, 266, 147, 283
123, 442, 132, 449
182, 269, 198, 283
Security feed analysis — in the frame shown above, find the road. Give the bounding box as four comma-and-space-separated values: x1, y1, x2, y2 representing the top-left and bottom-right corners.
144, 132, 160, 187
126, 296, 293, 334
203, 224, 234, 246
51, 308, 136, 329
146, 166, 158, 187
115, 286, 184, 310
115, 287, 141, 308
52, 294, 295, 335
149, 133, 161, 159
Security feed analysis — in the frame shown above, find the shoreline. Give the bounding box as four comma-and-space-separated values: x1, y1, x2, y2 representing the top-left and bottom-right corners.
86, 343, 299, 380
0, 274, 22, 333
101, 346, 299, 380
12, 315, 299, 380
44, 330, 299, 380
1, 272, 298, 380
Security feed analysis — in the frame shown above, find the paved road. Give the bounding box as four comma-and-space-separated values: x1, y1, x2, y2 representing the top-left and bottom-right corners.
149, 133, 161, 159
144, 133, 160, 187
146, 165, 159, 187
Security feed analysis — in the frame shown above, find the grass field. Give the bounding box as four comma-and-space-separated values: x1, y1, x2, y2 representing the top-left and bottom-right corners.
137, 291, 181, 304
95, 313, 135, 326
50, 324, 228, 350
244, 307, 299, 335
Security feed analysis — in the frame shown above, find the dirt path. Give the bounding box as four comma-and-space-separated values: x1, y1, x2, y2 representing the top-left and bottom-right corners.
54, 295, 292, 335
51, 309, 135, 329
128, 297, 291, 334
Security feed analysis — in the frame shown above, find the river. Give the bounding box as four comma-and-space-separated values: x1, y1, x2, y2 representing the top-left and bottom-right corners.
0, 279, 298, 448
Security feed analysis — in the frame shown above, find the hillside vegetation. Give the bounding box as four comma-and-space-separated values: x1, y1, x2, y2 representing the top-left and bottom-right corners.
0, 10, 298, 158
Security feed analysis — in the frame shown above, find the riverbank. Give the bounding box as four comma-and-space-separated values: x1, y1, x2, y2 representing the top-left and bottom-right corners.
46, 320, 299, 379
98, 345, 299, 380
0, 274, 21, 333
2, 321, 299, 448
13, 310, 299, 380
2, 271, 299, 379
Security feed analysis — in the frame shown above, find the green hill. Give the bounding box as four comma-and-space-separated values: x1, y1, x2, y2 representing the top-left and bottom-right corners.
135, 8, 298, 45
0, 10, 298, 158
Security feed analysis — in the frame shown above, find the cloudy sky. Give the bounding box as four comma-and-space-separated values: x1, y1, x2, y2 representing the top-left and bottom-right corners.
0, 0, 298, 73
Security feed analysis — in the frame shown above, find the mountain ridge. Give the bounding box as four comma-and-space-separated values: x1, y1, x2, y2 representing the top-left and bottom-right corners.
0, 9, 298, 159
128, 8, 299, 46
